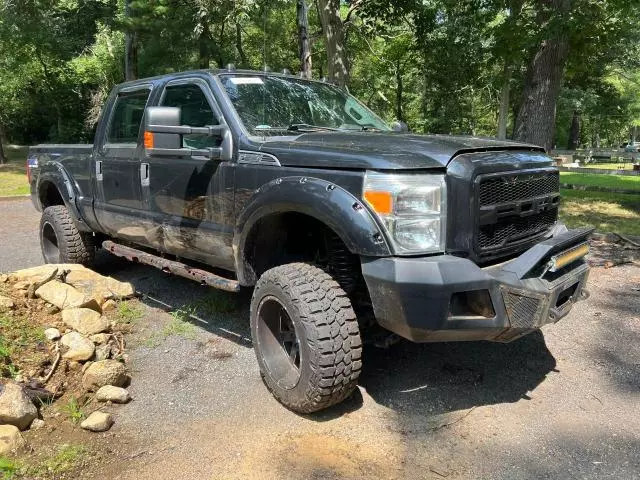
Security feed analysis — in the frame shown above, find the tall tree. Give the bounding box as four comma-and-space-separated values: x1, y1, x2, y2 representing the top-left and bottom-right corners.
494, 0, 525, 140
317, 0, 348, 86
0, 126, 6, 164
513, 0, 571, 149
297, 0, 312, 79
124, 0, 138, 80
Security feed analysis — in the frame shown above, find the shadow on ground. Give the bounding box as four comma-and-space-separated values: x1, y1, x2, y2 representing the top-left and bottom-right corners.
357, 330, 555, 417
92, 251, 557, 420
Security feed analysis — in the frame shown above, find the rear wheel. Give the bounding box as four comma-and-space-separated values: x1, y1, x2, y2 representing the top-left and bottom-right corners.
40, 205, 95, 265
250, 263, 362, 413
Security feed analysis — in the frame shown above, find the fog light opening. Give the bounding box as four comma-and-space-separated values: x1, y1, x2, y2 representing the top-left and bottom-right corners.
449, 290, 495, 319
555, 283, 579, 308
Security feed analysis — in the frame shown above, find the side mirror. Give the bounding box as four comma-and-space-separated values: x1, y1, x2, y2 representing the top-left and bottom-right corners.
143, 106, 233, 161
391, 120, 409, 133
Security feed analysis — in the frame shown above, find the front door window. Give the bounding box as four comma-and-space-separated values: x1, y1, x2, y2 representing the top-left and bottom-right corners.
161, 84, 219, 149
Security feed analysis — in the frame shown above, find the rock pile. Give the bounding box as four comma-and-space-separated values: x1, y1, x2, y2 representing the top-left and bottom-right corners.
0, 264, 137, 452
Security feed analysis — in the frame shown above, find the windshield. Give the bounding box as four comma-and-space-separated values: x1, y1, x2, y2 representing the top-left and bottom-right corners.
219, 74, 390, 136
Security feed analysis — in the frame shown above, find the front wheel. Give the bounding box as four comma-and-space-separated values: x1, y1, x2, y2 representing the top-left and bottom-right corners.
250, 263, 362, 413
40, 205, 95, 265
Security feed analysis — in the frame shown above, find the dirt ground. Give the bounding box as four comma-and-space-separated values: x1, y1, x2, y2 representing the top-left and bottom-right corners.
1, 197, 639, 479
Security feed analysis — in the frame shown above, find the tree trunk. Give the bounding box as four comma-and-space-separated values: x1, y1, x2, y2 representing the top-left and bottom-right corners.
297, 0, 312, 79
124, 0, 138, 81
395, 60, 404, 121
0, 124, 6, 164
235, 22, 247, 67
567, 110, 580, 149
513, 0, 571, 150
497, 64, 511, 140
317, 0, 348, 87
198, 21, 211, 69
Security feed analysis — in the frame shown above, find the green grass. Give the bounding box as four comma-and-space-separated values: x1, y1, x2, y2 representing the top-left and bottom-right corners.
60, 397, 86, 424
24, 444, 87, 478
115, 300, 144, 324
193, 291, 238, 315
581, 162, 636, 170
0, 457, 18, 480
0, 313, 45, 378
144, 304, 197, 347
0, 146, 29, 197
560, 172, 640, 191
559, 189, 640, 236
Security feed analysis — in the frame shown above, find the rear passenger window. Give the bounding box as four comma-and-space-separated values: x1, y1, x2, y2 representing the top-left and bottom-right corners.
107, 89, 151, 144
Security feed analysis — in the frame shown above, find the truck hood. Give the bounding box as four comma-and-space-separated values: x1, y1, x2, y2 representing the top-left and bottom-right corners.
254, 132, 545, 170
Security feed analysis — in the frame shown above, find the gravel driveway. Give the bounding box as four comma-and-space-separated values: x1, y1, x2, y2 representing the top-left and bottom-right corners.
1, 197, 639, 479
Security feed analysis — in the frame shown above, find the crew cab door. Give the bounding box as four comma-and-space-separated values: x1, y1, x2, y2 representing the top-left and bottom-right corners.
94, 85, 152, 242
141, 78, 236, 270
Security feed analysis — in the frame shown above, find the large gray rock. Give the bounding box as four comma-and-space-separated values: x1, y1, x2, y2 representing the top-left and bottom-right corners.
35, 280, 100, 311
62, 308, 110, 335
64, 268, 135, 304
0, 425, 25, 454
95, 385, 130, 404
80, 411, 113, 432
82, 360, 127, 391
61, 332, 95, 362
0, 382, 38, 431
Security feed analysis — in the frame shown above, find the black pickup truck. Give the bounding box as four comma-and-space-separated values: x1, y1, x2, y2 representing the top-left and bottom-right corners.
28, 69, 591, 413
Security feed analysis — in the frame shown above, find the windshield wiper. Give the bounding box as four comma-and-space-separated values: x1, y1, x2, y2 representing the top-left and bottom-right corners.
287, 123, 340, 132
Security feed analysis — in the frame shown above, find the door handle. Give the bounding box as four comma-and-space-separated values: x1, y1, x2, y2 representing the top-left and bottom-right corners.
140, 163, 150, 187
96, 161, 103, 181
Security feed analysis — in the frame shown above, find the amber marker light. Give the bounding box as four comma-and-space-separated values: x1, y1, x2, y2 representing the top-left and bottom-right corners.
143, 131, 154, 148
363, 190, 393, 214
549, 243, 589, 272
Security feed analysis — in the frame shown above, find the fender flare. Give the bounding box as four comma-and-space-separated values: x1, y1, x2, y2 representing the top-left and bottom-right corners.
233, 176, 391, 285
36, 161, 90, 231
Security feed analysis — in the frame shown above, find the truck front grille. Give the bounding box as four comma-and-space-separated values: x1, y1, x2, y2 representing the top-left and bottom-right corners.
479, 171, 559, 206
478, 209, 557, 250
475, 170, 559, 258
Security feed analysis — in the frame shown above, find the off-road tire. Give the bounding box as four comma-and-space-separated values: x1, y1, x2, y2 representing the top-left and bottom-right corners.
40, 205, 95, 265
250, 263, 362, 413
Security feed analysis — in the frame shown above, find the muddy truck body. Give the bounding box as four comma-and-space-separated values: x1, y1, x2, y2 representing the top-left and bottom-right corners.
28, 70, 591, 412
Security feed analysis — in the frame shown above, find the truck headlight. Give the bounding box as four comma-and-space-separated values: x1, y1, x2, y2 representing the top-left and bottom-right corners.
363, 172, 446, 254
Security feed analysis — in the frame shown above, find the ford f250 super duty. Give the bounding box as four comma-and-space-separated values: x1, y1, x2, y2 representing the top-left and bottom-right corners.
28, 69, 592, 413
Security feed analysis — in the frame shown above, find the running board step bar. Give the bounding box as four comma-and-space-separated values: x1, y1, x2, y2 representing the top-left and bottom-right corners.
102, 240, 240, 293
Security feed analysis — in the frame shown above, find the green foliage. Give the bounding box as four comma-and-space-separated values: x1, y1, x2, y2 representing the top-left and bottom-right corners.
0, 0, 639, 147
25, 444, 87, 477
116, 300, 144, 324
0, 456, 18, 480
60, 397, 86, 424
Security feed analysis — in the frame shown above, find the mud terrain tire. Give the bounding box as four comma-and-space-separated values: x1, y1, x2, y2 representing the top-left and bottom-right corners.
250, 263, 362, 413
40, 205, 95, 265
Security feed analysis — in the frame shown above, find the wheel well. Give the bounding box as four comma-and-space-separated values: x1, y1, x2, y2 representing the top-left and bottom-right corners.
39, 181, 65, 209
242, 212, 363, 294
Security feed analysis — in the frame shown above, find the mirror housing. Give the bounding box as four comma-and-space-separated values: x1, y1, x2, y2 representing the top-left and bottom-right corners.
143, 106, 233, 161
391, 120, 409, 133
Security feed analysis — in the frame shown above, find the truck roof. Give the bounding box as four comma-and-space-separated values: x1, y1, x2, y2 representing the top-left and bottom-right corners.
115, 68, 321, 89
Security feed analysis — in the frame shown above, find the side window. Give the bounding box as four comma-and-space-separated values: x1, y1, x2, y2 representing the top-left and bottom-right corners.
107, 89, 150, 144
161, 83, 219, 149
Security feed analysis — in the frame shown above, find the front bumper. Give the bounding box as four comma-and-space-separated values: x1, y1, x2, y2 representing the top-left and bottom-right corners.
361, 226, 592, 343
